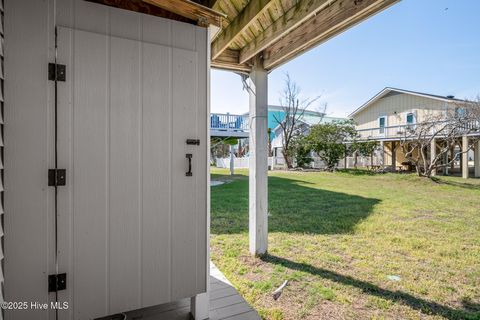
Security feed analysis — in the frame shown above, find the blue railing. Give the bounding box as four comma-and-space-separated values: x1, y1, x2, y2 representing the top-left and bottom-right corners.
211, 113, 249, 132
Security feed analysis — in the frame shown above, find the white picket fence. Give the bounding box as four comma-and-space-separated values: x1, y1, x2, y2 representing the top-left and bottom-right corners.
215, 157, 274, 169
215, 157, 249, 169
215, 155, 381, 170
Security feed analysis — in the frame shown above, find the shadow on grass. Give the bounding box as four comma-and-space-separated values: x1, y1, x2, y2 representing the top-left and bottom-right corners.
336, 168, 378, 176
211, 175, 380, 235
261, 254, 479, 320
430, 177, 480, 190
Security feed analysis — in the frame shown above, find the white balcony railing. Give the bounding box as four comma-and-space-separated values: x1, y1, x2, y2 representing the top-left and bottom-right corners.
356, 120, 480, 140
211, 113, 249, 132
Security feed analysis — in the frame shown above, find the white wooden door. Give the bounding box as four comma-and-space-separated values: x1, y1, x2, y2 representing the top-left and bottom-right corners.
55, 26, 207, 320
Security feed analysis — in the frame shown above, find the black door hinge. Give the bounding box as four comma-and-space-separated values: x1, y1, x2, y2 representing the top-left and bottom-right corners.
48, 169, 66, 186
48, 63, 66, 82
48, 273, 67, 292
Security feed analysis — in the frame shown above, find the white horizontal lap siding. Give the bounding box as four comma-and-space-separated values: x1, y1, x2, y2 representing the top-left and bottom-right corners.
354, 93, 451, 130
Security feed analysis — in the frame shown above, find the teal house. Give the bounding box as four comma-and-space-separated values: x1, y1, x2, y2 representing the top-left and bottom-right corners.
260, 105, 345, 141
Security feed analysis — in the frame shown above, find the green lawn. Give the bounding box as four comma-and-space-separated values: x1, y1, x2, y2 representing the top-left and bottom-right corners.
210, 168, 480, 320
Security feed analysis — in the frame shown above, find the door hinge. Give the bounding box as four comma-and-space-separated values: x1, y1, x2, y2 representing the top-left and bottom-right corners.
48, 273, 67, 292
48, 63, 66, 82
48, 169, 67, 186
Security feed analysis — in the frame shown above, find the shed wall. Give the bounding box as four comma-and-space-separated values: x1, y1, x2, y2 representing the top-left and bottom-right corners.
4, 1, 208, 319
0, 2, 4, 319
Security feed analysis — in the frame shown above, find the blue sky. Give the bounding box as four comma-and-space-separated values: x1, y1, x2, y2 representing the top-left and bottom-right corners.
211, 0, 480, 118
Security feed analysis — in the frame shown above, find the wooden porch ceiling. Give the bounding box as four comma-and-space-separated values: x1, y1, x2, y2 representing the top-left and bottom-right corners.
87, 0, 400, 73
206, 0, 400, 72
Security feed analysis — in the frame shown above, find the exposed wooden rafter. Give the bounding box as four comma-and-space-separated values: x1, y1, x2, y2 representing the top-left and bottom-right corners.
263, 0, 398, 69
239, 0, 333, 64
90, 0, 400, 71
86, 0, 196, 24
143, 0, 226, 27
211, 0, 274, 60
211, 49, 251, 73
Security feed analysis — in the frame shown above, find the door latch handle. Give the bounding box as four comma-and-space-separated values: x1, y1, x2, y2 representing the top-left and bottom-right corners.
186, 139, 200, 145
186, 154, 193, 176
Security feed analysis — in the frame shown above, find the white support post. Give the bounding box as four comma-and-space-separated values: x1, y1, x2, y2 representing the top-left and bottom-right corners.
430, 138, 437, 177
450, 145, 455, 172
462, 135, 469, 179
379, 141, 385, 167
248, 56, 268, 256
475, 140, 480, 178
391, 141, 396, 172
191, 292, 209, 320
191, 26, 211, 320
444, 143, 449, 176
229, 144, 235, 176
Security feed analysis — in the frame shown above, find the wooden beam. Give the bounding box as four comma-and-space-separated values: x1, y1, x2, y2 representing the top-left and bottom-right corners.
211, 62, 251, 73
239, 0, 334, 64
143, 0, 225, 27
211, 49, 251, 73
86, 0, 195, 24
211, 0, 274, 60
263, 0, 398, 69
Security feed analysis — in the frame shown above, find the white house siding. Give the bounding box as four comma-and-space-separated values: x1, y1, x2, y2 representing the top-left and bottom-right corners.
354, 92, 454, 131
5, 1, 208, 319
0, 1, 4, 319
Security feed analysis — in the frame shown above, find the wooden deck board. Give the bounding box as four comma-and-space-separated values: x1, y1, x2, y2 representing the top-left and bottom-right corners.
96, 263, 261, 320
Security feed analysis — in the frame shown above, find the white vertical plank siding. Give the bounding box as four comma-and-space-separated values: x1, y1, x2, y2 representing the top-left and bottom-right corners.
56, 26, 74, 320
4, 0, 54, 319
72, 29, 110, 319
171, 48, 198, 300
5, 1, 208, 318
0, 3, 4, 319
57, 25, 207, 320
195, 27, 208, 294
109, 35, 142, 312
141, 42, 172, 306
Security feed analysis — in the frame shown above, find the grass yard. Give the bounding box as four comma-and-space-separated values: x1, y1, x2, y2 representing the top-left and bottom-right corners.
210, 168, 480, 320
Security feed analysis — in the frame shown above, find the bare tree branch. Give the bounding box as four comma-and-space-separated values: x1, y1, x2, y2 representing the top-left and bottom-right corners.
399, 99, 480, 177
274, 73, 322, 168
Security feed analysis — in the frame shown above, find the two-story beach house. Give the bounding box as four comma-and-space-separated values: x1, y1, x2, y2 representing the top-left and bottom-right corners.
350, 88, 480, 178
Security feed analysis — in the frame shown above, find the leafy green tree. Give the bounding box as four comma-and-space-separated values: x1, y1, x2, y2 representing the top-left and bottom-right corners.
350, 140, 378, 168
291, 136, 312, 168
307, 120, 357, 170
210, 137, 239, 164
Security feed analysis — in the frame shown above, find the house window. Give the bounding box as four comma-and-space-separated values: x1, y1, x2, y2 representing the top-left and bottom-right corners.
378, 116, 386, 134
455, 107, 466, 118
406, 112, 415, 125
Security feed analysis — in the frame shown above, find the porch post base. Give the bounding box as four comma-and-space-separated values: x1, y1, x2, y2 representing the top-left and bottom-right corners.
191, 292, 209, 320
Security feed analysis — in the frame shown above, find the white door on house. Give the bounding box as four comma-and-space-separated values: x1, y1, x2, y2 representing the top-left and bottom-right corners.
55, 26, 208, 319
